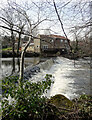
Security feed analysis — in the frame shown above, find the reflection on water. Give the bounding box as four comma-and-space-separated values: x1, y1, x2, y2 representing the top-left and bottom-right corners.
1, 57, 46, 78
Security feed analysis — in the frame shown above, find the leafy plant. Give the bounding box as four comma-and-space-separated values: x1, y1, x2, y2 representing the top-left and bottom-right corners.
2, 74, 53, 120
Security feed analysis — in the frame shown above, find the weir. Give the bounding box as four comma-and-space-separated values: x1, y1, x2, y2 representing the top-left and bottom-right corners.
23, 58, 54, 80
2, 57, 90, 100
37, 58, 54, 70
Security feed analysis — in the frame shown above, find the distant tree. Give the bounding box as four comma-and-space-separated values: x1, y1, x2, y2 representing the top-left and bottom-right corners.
2, 36, 11, 48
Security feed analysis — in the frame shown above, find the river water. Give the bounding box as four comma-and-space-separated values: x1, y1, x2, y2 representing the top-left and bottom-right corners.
0, 57, 91, 100
29, 57, 91, 100
0, 57, 49, 78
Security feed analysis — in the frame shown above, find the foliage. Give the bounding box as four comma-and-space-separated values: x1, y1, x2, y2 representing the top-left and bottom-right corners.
75, 95, 92, 119
2, 47, 12, 51
71, 40, 91, 58
2, 75, 92, 120
2, 74, 53, 120
63, 95, 92, 120
46, 94, 92, 120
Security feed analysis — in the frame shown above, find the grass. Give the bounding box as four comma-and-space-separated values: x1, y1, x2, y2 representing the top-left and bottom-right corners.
2, 47, 12, 51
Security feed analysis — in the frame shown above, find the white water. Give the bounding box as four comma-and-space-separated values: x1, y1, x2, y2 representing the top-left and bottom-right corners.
29, 57, 90, 100
1, 57, 90, 111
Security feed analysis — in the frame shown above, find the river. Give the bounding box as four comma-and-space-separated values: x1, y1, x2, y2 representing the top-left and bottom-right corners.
0, 57, 91, 100
0, 57, 49, 78
29, 57, 91, 100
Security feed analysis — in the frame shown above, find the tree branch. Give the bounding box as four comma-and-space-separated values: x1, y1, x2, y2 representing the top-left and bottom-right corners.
53, 0, 72, 51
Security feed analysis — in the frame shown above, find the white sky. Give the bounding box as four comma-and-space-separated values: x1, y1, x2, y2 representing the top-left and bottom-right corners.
0, 0, 91, 40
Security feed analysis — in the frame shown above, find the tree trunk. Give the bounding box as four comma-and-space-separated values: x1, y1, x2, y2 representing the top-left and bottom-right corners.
17, 32, 21, 72
11, 29, 15, 73
19, 36, 33, 86
17, 32, 21, 57
17, 57, 20, 72
75, 39, 78, 51
19, 51, 25, 85
53, 0, 72, 52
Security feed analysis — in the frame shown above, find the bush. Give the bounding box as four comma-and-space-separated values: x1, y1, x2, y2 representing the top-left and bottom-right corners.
2, 75, 92, 120
2, 74, 54, 120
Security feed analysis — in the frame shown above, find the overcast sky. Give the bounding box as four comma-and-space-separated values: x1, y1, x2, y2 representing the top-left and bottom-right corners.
0, 0, 91, 40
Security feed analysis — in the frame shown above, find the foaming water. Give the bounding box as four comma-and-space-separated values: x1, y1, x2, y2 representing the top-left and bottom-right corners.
29, 57, 90, 100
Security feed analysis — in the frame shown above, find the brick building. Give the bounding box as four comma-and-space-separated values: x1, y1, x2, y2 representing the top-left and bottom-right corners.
34, 34, 70, 53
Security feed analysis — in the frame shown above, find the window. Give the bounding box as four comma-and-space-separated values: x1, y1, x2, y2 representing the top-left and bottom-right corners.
42, 45, 48, 49
60, 39, 63, 42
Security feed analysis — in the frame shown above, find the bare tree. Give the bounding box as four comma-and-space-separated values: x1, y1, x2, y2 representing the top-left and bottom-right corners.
0, 6, 17, 73
51, 0, 72, 52
1, 0, 90, 84
6, 0, 51, 85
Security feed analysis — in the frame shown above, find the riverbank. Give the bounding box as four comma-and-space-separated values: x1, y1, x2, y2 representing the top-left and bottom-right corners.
46, 94, 92, 120
2, 50, 91, 61
2, 50, 62, 58
2, 51, 39, 58
2, 73, 92, 120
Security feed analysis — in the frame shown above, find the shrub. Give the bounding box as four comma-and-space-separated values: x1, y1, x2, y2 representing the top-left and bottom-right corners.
2, 74, 53, 120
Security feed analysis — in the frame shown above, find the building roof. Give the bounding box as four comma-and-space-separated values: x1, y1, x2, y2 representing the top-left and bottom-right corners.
50, 34, 68, 39
40, 34, 69, 40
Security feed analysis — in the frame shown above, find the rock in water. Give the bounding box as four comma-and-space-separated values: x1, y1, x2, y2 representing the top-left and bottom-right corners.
49, 94, 73, 109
